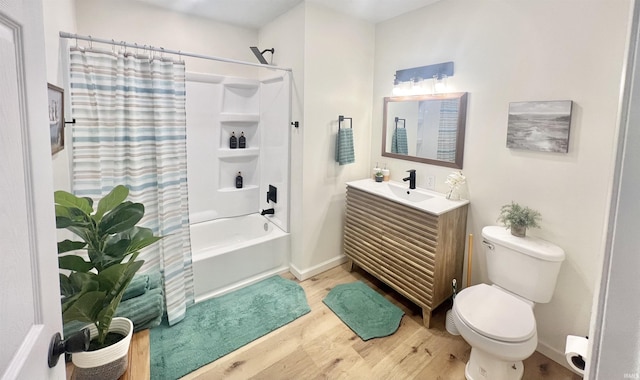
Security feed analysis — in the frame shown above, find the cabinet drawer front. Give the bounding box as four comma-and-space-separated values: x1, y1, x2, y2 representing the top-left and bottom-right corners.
344, 187, 440, 307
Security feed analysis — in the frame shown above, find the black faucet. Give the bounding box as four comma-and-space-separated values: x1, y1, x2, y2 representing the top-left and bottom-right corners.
403, 169, 416, 189
261, 208, 275, 215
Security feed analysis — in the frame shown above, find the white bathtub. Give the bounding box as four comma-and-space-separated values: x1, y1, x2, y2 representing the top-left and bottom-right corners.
190, 213, 290, 302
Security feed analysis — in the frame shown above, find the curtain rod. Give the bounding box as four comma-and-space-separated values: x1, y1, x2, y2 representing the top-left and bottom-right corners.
59, 31, 292, 72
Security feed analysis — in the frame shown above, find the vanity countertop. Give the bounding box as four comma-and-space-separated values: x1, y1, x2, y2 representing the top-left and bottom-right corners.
346, 178, 469, 216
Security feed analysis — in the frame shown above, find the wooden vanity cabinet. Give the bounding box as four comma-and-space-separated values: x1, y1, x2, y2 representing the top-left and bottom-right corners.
343, 186, 469, 328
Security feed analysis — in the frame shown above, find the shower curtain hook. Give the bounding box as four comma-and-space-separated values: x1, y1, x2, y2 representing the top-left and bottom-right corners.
111, 39, 115, 54
75, 36, 78, 49
160, 47, 165, 60
88, 35, 92, 49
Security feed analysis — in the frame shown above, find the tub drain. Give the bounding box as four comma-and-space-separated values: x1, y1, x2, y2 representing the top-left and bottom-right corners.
264, 223, 269, 231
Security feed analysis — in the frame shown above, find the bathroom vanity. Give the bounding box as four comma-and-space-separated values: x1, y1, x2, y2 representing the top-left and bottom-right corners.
344, 179, 469, 328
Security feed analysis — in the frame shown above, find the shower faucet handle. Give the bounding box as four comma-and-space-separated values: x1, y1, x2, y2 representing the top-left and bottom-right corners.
267, 185, 277, 203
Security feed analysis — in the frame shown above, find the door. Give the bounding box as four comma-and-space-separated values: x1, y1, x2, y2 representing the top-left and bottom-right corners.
0, 0, 65, 379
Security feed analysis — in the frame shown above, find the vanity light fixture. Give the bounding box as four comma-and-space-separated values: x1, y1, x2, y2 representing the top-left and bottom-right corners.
433, 73, 448, 94
393, 61, 454, 96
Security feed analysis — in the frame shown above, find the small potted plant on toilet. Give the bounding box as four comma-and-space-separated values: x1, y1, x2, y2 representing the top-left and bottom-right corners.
55, 185, 162, 379
497, 201, 541, 237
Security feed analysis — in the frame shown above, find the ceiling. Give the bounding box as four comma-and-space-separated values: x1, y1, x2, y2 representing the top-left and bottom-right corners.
133, 0, 440, 29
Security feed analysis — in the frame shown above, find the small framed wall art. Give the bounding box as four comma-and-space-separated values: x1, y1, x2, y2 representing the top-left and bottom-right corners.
506, 100, 573, 153
48, 83, 65, 155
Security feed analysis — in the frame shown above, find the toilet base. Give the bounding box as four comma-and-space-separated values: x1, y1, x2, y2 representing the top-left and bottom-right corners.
465, 347, 524, 380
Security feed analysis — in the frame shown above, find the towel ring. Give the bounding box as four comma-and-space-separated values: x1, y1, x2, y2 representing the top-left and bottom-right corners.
338, 115, 352, 129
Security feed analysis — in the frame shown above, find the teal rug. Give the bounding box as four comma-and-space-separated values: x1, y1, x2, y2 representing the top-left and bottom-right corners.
150, 276, 310, 380
323, 281, 404, 341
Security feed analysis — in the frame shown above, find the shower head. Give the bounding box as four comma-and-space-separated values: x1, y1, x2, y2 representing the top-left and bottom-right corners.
250, 46, 274, 65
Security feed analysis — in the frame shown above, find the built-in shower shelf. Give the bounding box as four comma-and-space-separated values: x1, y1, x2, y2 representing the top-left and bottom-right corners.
223, 79, 260, 89
218, 185, 259, 193
220, 113, 260, 123
218, 147, 260, 159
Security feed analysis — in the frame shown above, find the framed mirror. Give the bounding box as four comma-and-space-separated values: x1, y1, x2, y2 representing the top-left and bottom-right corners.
382, 92, 468, 168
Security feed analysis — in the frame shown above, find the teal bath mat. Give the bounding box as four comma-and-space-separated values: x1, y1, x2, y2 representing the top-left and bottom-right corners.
150, 276, 310, 380
323, 281, 404, 341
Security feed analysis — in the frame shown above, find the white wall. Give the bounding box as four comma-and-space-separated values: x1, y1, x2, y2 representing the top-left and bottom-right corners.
74, 0, 258, 77
372, 0, 631, 367
300, 3, 375, 276
42, 0, 76, 192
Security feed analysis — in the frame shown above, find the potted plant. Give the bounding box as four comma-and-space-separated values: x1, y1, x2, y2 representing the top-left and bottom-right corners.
497, 201, 541, 237
55, 185, 162, 379
375, 171, 384, 182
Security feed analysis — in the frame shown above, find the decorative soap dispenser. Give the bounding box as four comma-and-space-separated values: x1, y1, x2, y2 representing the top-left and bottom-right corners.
382, 164, 390, 182
239, 132, 246, 149
235, 172, 243, 188
230, 132, 238, 149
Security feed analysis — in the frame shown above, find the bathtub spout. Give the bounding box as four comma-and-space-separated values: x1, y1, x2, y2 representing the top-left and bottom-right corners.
261, 208, 275, 215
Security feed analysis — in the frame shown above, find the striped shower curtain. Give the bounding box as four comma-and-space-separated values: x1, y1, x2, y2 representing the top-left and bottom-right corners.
68, 47, 193, 325
436, 99, 460, 162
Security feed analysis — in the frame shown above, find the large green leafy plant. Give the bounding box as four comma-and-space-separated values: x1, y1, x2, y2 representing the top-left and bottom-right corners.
55, 185, 161, 348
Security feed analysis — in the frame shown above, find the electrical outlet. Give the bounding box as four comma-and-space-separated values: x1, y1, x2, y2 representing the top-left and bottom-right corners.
425, 175, 435, 190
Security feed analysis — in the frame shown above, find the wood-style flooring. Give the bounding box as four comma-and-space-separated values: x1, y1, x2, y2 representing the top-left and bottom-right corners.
67, 263, 581, 379
183, 263, 581, 380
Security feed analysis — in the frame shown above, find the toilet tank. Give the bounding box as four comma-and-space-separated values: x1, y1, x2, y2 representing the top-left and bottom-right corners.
482, 226, 565, 303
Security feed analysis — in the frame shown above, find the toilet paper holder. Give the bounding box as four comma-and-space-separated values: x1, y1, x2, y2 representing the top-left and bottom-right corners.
565, 335, 588, 375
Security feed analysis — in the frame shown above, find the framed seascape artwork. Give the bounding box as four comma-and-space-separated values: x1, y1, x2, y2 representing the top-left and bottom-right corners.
506, 100, 573, 153
48, 83, 65, 155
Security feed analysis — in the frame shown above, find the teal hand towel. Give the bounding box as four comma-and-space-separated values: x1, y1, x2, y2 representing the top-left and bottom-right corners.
335, 128, 355, 165
147, 271, 162, 290
135, 312, 163, 332
116, 287, 164, 331
63, 276, 165, 338
122, 274, 149, 301
392, 127, 408, 155
122, 271, 162, 302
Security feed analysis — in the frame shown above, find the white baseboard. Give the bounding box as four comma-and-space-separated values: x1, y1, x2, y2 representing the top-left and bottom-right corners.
289, 255, 348, 281
537, 340, 583, 376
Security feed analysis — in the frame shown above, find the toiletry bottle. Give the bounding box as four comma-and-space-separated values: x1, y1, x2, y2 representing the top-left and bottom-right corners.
382, 164, 390, 182
372, 162, 381, 180
235, 172, 243, 188
230, 132, 238, 149
239, 131, 246, 148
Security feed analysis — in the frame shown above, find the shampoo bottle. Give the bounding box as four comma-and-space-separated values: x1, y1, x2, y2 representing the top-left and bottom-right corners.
239, 131, 246, 149
235, 172, 243, 189
230, 132, 238, 149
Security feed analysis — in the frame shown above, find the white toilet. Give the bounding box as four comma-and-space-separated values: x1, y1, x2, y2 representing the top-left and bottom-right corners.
452, 226, 565, 380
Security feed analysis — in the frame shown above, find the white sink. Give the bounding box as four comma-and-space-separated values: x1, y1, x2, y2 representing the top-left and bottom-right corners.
346, 178, 469, 215
386, 182, 433, 203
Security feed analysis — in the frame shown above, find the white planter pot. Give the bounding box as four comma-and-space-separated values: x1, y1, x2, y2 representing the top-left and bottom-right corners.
72, 317, 133, 380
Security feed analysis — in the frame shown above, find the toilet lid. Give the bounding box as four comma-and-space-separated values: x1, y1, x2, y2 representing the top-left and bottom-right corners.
454, 284, 536, 343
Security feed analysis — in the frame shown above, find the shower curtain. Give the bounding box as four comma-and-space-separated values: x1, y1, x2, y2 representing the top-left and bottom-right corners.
68, 47, 193, 325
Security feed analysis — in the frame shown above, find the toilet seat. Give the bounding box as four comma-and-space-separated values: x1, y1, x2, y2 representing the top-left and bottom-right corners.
454, 284, 536, 343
